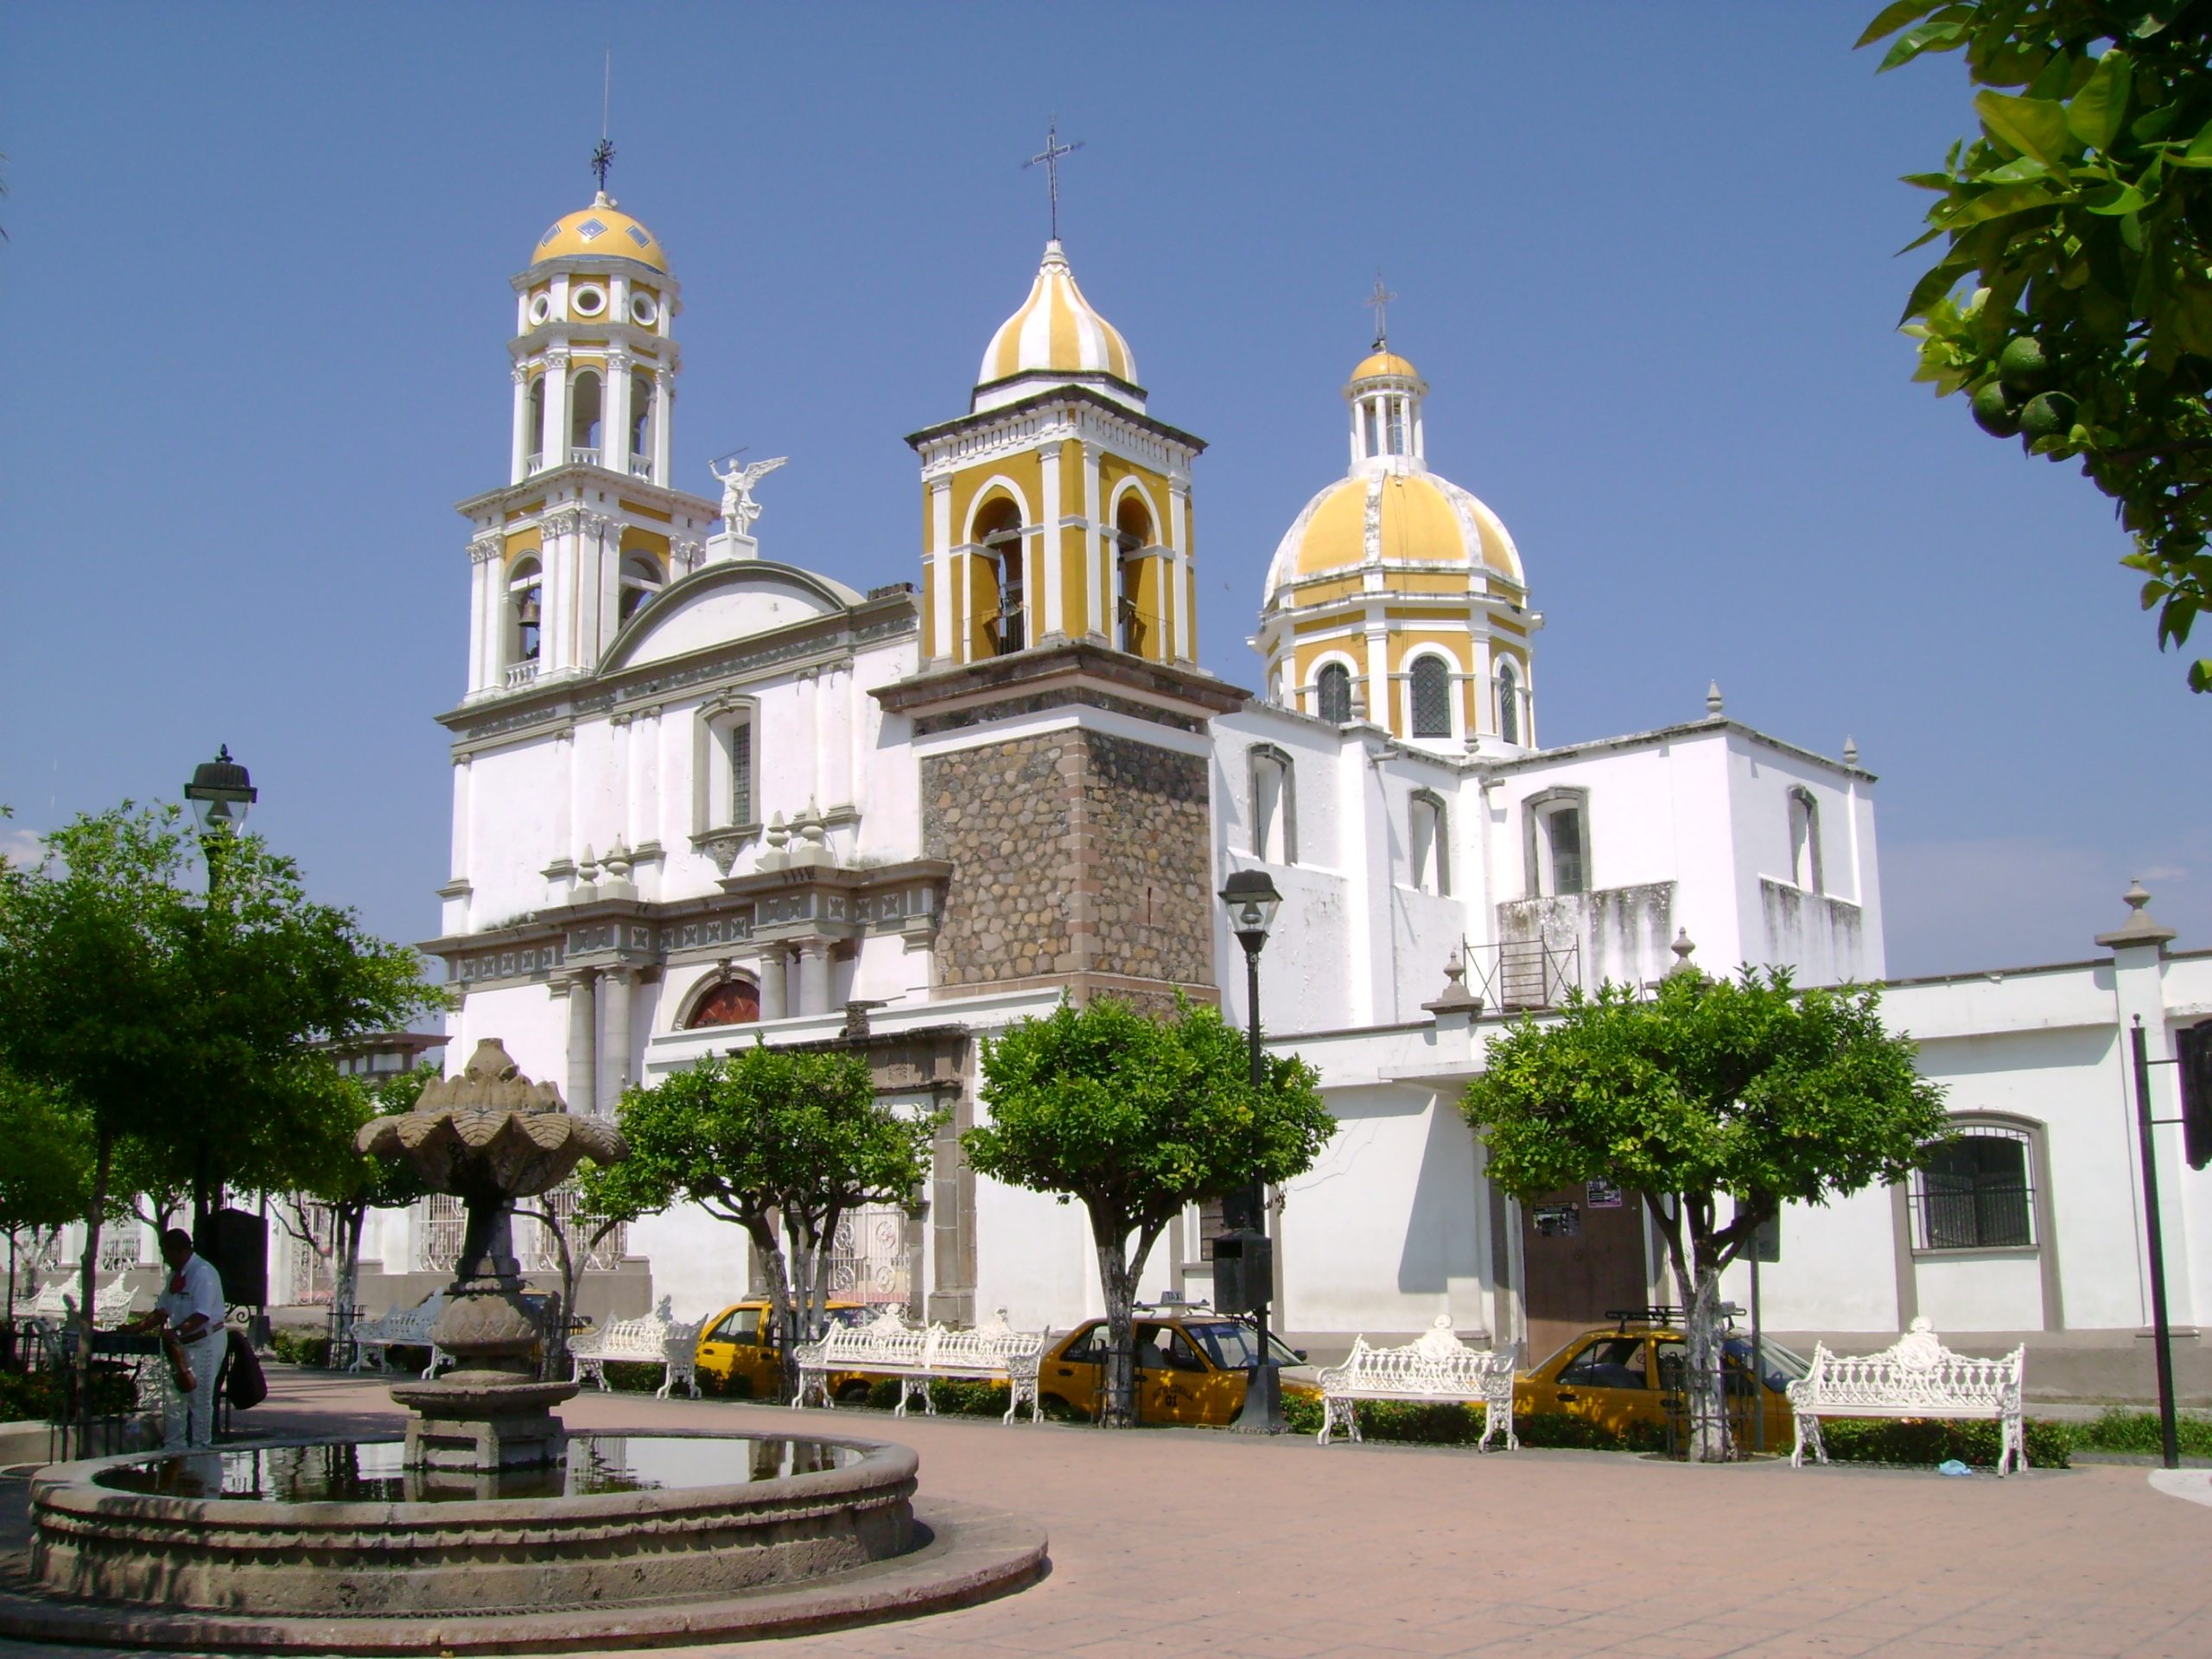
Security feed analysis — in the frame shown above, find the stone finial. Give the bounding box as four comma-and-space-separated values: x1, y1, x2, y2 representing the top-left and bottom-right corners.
2094, 880, 2177, 953
1667, 927, 1700, 977
1706, 681, 1724, 716
576, 844, 598, 882
1421, 950, 1484, 1021
1842, 735, 1859, 768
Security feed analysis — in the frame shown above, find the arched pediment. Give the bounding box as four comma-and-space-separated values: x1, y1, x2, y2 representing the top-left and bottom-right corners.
603, 559, 868, 672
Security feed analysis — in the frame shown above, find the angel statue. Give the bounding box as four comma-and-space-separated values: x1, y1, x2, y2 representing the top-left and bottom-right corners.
711, 454, 790, 536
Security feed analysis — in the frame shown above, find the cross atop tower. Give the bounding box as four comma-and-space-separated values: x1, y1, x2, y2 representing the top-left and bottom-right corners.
590, 137, 615, 195
1024, 118, 1084, 243
1365, 272, 1397, 351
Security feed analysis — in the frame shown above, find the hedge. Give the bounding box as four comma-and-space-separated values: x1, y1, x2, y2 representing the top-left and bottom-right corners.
268, 1330, 332, 1369
2070, 1408, 2212, 1459
0, 1366, 138, 1422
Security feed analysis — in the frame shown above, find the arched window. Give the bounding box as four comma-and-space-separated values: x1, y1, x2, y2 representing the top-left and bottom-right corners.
618, 551, 664, 626
1410, 655, 1452, 738
628, 372, 652, 459
569, 371, 602, 461
526, 378, 546, 471
1525, 787, 1588, 897
508, 557, 543, 666
1386, 397, 1407, 456
1497, 660, 1521, 745
1115, 498, 1154, 655
1788, 787, 1823, 893
1409, 791, 1449, 895
1317, 662, 1353, 725
684, 977, 760, 1030
1911, 1122, 2035, 1250
1249, 746, 1295, 863
972, 499, 1025, 656
1362, 402, 1380, 458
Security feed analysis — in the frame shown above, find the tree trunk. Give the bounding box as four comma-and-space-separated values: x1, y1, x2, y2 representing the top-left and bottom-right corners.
1643, 1191, 1730, 1463
334, 1205, 365, 1368
745, 1215, 798, 1402
1095, 1236, 1138, 1427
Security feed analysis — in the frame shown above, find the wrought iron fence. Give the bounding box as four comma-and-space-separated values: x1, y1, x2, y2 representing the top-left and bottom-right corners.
518, 1185, 626, 1275
287, 1202, 336, 1306
1463, 938, 1582, 1013
416, 1195, 465, 1274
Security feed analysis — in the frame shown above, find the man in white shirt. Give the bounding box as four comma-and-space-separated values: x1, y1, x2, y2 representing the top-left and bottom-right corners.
122, 1228, 227, 1449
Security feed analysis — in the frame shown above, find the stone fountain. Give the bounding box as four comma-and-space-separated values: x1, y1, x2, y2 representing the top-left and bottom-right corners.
357, 1037, 620, 1476
1, 1039, 1046, 1654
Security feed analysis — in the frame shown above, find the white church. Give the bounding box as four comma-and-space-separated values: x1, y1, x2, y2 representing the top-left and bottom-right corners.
341, 180, 2211, 1401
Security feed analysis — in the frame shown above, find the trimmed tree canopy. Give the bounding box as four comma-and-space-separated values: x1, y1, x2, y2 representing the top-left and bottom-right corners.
1462, 968, 1947, 1459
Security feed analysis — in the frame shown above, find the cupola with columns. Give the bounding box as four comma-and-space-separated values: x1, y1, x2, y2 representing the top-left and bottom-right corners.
906, 237, 1202, 669
1256, 307, 1539, 755
452, 156, 721, 702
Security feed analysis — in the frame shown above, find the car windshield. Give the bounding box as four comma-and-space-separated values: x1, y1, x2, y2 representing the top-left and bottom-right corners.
1179, 1320, 1303, 1370
1724, 1335, 1812, 1392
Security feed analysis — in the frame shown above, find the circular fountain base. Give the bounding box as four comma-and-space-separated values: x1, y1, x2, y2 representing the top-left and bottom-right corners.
0, 1433, 1046, 1652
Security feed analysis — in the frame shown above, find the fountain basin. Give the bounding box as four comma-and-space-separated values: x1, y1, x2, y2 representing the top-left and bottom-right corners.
30, 1431, 913, 1618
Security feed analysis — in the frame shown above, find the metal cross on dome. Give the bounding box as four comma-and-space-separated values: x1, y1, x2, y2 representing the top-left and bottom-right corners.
590, 137, 615, 194
1365, 273, 1397, 351
1024, 118, 1084, 242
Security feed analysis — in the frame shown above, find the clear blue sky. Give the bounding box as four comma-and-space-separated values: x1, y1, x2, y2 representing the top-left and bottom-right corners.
3, 2, 2203, 979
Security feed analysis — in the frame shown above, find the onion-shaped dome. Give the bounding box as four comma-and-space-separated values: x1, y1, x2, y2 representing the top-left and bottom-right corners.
1263, 470, 1524, 608
978, 241, 1136, 389
357, 1038, 626, 1200
532, 193, 668, 273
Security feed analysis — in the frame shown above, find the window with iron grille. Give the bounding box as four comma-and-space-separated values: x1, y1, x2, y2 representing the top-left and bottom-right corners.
1317, 663, 1353, 725
1410, 656, 1452, 738
1912, 1125, 2035, 1250
1497, 661, 1521, 744
728, 721, 753, 826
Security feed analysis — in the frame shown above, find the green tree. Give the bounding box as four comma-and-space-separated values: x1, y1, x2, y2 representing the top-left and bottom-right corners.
1462, 969, 1947, 1461
582, 1039, 939, 1397
275, 1063, 436, 1358
1866, 2, 2212, 690
0, 1071, 94, 1314
0, 806, 440, 1360
963, 996, 1332, 1428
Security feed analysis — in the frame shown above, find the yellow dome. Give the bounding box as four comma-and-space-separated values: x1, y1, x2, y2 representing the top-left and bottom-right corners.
532, 194, 668, 273
1265, 471, 1523, 601
980, 241, 1136, 387
1350, 350, 1421, 382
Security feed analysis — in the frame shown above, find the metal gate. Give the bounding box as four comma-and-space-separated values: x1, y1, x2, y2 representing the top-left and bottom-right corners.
826, 1205, 912, 1306
288, 1202, 336, 1305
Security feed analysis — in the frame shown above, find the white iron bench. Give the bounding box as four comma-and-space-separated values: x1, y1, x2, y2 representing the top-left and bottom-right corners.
1317, 1315, 1519, 1450
346, 1293, 454, 1380
1787, 1318, 2028, 1476
568, 1295, 704, 1399
22, 1278, 137, 1325
793, 1307, 1045, 1424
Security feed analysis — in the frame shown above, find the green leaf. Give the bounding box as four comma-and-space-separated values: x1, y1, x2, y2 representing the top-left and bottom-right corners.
2066, 51, 2132, 152
1880, 19, 1967, 71
1856, 0, 1942, 50
2187, 117, 2212, 162
1976, 91, 2071, 166
1936, 179, 2063, 227
1898, 258, 1967, 325
2084, 182, 2149, 215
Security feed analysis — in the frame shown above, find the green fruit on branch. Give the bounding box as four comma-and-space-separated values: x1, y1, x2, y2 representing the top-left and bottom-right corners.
1998, 337, 2052, 397
1971, 380, 2021, 437
2018, 391, 2077, 446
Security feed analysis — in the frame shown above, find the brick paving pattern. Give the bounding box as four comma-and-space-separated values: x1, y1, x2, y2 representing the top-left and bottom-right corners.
4, 1367, 2209, 1658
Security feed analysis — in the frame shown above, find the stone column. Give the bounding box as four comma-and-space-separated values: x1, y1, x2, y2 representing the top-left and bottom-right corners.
797, 943, 831, 1016
565, 968, 597, 1117
928, 479, 954, 661
510, 367, 531, 485
604, 349, 633, 477
756, 947, 787, 1020
598, 966, 632, 1116
651, 369, 674, 486
541, 350, 570, 468
2098, 887, 2195, 1325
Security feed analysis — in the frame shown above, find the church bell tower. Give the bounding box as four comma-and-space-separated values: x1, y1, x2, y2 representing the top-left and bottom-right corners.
876, 153, 1243, 1009
453, 156, 718, 702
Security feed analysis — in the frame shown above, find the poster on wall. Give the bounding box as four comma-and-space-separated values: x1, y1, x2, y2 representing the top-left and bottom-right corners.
1586, 1179, 1624, 1209
1532, 1203, 1580, 1237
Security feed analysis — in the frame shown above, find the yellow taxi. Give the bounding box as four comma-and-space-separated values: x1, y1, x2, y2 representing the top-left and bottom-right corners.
1037, 1304, 1322, 1426
1513, 1309, 1808, 1450
694, 1299, 872, 1399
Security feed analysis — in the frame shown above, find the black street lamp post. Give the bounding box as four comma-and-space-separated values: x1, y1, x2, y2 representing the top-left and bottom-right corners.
181, 746, 256, 1257
1217, 868, 1283, 1432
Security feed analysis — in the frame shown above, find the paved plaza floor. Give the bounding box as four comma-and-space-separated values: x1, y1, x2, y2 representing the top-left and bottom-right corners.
4, 1365, 2210, 1658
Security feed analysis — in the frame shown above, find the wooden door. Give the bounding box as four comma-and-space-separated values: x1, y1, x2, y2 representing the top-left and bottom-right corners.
1520, 1183, 1649, 1370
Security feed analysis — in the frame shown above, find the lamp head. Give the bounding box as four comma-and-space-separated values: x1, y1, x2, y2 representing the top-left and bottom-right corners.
185, 744, 256, 836
1219, 868, 1283, 954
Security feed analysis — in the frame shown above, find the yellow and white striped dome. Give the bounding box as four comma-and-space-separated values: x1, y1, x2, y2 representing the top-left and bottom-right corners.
532, 194, 668, 273
1263, 470, 1523, 606
979, 241, 1137, 389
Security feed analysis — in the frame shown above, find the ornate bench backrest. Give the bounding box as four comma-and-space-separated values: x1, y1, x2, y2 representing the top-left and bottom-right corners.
1320, 1318, 1509, 1394
1790, 1319, 2024, 1410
